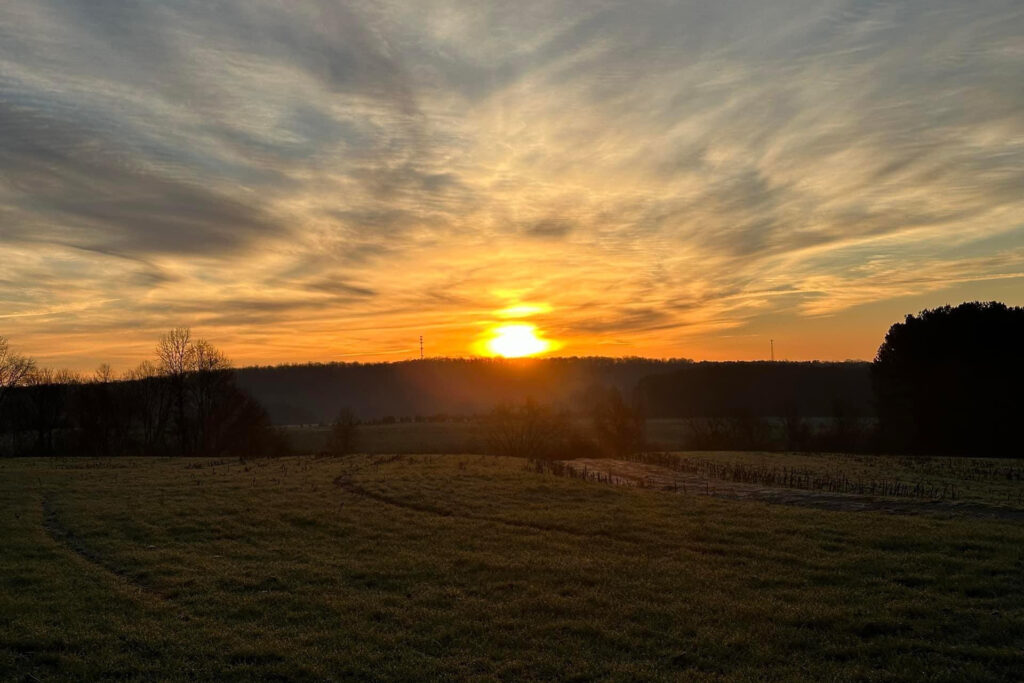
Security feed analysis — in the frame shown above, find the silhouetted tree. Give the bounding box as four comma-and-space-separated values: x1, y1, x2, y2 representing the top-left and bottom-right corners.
75, 364, 141, 457
325, 407, 358, 456
0, 336, 34, 415
486, 400, 575, 460
23, 368, 78, 454
726, 413, 774, 452
1, 330, 283, 458
685, 417, 732, 450
202, 383, 287, 459
123, 361, 172, 454
783, 401, 810, 451
154, 328, 244, 455
873, 301, 1024, 456
590, 387, 645, 457
637, 361, 873, 420
190, 340, 232, 454
157, 327, 195, 453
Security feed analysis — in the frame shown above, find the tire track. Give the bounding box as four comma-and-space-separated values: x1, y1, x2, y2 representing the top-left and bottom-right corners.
41, 496, 168, 602
332, 474, 642, 545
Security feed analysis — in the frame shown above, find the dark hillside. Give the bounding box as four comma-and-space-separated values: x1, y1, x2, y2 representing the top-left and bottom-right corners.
234, 357, 691, 423
234, 358, 874, 424
637, 361, 874, 418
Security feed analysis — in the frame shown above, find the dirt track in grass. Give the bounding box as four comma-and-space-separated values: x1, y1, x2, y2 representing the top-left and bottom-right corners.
561, 458, 1024, 521
40, 496, 168, 602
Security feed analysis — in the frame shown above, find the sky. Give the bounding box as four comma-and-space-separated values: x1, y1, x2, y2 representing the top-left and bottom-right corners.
1, 0, 1022, 372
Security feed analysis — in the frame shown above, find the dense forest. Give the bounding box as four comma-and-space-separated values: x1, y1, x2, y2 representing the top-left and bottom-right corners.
232, 358, 875, 424
0, 329, 284, 458
873, 301, 1023, 456
234, 357, 692, 423
636, 361, 873, 419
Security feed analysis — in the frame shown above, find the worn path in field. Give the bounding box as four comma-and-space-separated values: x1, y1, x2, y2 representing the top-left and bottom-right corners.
561, 459, 1024, 521
40, 496, 168, 601
331, 472, 645, 545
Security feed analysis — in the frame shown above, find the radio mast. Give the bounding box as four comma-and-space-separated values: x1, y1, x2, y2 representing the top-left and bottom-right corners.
419, 335, 424, 360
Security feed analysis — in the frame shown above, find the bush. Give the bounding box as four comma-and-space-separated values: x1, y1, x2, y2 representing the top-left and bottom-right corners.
325, 408, 358, 456
590, 387, 646, 457
485, 400, 598, 460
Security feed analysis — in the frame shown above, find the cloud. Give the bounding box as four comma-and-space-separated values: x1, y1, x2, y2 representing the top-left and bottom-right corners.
523, 219, 574, 239
0, 0, 1021, 368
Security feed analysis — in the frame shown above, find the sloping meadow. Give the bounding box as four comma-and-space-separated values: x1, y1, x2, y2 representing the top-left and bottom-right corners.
2, 455, 1022, 680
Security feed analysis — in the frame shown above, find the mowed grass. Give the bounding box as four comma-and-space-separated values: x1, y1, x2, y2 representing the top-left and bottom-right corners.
2, 455, 1023, 681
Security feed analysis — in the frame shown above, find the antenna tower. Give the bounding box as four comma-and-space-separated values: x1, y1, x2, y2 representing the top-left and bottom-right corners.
770, 339, 775, 362
419, 335, 424, 360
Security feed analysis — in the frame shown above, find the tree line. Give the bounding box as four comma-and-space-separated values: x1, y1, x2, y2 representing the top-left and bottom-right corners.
2, 301, 1018, 458
0, 329, 285, 458
872, 301, 1022, 457
484, 387, 645, 461
480, 301, 1022, 458
636, 361, 873, 419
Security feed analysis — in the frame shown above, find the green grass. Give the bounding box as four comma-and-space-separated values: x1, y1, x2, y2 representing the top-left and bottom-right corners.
285, 421, 489, 455
2, 454, 1023, 680
288, 417, 706, 455
289, 418, 1024, 506
666, 451, 1024, 507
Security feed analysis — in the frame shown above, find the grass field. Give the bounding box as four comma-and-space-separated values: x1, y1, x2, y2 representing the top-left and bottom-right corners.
2, 453, 1023, 681
284, 418, 807, 455
281, 417, 862, 455
637, 451, 1024, 507
284, 421, 490, 455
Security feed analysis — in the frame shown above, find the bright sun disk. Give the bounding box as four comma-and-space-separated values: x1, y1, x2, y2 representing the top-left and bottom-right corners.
485, 323, 551, 358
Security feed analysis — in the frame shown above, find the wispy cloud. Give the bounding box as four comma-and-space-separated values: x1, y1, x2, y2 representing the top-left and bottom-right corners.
1, 0, 1021, 368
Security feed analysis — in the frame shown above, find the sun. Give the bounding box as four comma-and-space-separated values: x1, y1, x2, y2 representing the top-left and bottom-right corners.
483, 323, 552, 358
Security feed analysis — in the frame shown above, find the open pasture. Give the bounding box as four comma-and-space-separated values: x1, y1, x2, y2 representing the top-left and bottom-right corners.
2, 454, 1023, 681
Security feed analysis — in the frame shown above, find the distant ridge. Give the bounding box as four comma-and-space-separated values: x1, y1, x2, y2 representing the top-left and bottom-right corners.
233, 357, 872, 424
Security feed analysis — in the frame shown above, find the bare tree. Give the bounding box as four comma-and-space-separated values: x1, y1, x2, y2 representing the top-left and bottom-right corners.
487, 399, 570, 460
590, 387, 645, 457
190, 338, 232, 454
1, 329, 278, 458
156, 327, 194, 377
94, 363, 115, 384
155, 327, 237, 455
23, 367, 79, 454
325, 407, 358, 456
124, 361, 171, 453
157, 327, 195, 453
0, 336, 35, 413
191, 339, 228, 373
78, 363, 123, 456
